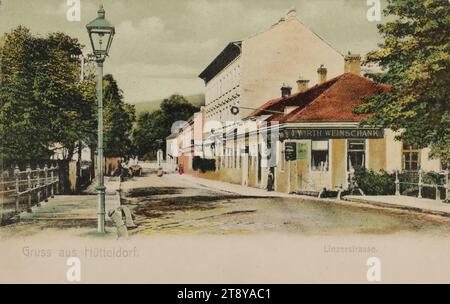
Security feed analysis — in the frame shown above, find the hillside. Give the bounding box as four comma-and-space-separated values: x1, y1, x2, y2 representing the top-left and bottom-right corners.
133, 94, 205, 114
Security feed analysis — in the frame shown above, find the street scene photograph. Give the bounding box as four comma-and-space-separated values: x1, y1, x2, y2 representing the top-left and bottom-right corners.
0, 0, 450, 285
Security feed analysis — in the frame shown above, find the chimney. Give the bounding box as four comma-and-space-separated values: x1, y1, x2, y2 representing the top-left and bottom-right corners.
317, 64, 327, 84
296, 76, 310, 93
281, 83, 292, 98
344, 53, 361, 76
285, 8, 297, 20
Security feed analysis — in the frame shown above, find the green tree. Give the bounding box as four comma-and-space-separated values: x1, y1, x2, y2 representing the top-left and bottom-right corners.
32, 32, 87, 161
0, 27, 49, 165
357, 0, 450, 166
133, 110, 164, 159
0, 26, 98, 166
132, 94, 199, 159
103, 74, 136, 158
76, 77, 97, 180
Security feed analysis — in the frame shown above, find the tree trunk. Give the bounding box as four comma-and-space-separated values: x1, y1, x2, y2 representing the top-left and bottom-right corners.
60, 145, 75, 194
90, 144, 96, 181
76, 140, 82, 191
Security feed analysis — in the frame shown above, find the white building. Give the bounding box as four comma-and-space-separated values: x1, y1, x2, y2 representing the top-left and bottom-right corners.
165, 133, 179, 172
199, 9, 345, 123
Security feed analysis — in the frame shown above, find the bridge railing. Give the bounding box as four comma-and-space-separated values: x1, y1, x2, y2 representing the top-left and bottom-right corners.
0, 164, 59, 223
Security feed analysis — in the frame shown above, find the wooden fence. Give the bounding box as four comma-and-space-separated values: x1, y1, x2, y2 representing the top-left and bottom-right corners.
1, 164, 59, 223
395, 170, 449, 202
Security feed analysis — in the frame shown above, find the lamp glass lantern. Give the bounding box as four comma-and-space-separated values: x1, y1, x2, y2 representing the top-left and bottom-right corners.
86, 5, 115, 62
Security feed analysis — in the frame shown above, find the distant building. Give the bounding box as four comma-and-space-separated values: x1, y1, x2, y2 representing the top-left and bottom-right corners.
198, 9, 345, 123
175, 110, 206, 175
165, 133, 179, 172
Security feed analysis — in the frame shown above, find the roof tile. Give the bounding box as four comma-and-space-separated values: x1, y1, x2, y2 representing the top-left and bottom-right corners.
251, 73, 390, 123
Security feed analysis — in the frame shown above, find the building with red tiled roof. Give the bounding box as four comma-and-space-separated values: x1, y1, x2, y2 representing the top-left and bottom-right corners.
282, 73, 383, 122
189, 54, 443, 195
249, 77, 337, 119
252, 73, 390, 123
225, 59, 444, 194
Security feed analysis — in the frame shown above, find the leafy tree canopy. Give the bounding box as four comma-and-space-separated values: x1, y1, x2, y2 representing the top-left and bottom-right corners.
357, 0, 450, 166
0, 27, 92, 164
132, 94, 199, 159
103, 74, 136, 158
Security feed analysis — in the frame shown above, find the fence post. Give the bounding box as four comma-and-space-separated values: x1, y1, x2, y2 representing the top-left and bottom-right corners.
395, 170, 400, 196
36, 164, 41, 205
418, 170, 423, 199
435, 184, 440, 202
14, 165, 20, 212
26, 164, 32, 211
50, 164, 55, 198
44, 164, 49, 202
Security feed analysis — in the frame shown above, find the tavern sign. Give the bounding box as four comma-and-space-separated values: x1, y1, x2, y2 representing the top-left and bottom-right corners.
280, 128, 384, 140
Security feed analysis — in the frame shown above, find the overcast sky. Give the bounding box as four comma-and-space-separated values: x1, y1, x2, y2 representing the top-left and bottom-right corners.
0, 0, 387, 104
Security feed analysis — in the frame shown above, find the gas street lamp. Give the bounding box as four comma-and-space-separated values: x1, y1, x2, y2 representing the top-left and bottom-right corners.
86, 4, 115, 233
70, 53, 96, 82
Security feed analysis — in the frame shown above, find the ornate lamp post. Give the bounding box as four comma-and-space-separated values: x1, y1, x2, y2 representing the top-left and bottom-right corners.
86, 4, 115, 233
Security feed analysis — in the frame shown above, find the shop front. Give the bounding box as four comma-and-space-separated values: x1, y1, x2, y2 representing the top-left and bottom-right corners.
274, 125, 385, 194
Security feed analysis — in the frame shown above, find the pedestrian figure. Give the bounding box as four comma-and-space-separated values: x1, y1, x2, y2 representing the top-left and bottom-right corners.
267, 170, 274, 192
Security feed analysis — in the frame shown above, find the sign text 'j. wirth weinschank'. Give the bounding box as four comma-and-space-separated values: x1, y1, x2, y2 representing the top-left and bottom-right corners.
280, 128, 384, 140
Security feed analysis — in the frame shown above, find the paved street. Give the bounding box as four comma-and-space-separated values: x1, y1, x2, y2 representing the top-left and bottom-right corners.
1, 172, 450, 283
121, 174, 450, 237
2, 173, 450, 239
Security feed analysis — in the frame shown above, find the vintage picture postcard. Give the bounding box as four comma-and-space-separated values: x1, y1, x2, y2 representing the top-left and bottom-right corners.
0, 0, 449, 287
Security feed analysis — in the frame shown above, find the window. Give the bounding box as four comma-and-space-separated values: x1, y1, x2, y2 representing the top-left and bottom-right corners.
227, 148, 233, 168
233, 148, 236, 169
235, 147, 241, 169
403, 144, 420, 171
221, 146, 226, 167
347, 140, 366, 171
230, 148, 233, 168
224, 148, 228, 168
311, 141, 329, 171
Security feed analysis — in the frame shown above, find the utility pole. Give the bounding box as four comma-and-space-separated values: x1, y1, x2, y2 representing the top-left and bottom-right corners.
72, 53, 95, 191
